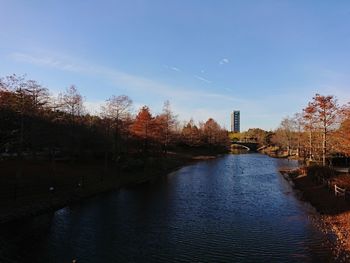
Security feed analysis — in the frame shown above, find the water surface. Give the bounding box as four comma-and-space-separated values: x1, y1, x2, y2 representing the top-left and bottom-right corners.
0, 154, 332, 262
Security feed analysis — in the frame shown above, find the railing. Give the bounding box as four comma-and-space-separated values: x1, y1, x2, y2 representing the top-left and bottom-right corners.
314, 176, 347, 199
334, 184, 346, 198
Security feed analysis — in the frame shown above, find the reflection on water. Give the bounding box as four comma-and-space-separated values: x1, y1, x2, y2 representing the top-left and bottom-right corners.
0, 154, 332, 262
230, 148, 250, 154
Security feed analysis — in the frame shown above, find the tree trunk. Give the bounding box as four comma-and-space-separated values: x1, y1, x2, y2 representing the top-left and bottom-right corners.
309, 130, 313, 161
322, 127, 327, 166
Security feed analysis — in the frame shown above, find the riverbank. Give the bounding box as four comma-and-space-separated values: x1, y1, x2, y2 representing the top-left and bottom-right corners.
281, 167, 350, 260
0, 148, 224, 224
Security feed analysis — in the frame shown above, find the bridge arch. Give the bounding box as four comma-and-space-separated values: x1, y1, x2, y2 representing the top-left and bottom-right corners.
231, 143, 250, 151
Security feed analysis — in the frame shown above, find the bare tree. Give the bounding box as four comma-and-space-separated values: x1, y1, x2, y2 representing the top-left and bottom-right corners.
59, 85, 84, 117
279, 116, 297, 156
101, 95, 132, 160
25, 80, 50, 111
160, 100, 177, 154
0, 74, 28, 155
303, 102, 317, 161
292, 113, 304, 157
58, 85, 84, 160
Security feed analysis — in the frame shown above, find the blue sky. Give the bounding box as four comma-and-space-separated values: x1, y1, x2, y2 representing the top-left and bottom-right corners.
1, 0, 350, 130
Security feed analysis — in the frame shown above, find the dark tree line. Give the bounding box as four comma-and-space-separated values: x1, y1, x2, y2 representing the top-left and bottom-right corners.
0, 74, 229, 163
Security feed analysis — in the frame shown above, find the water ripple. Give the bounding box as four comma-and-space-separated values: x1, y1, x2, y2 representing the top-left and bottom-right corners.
0, 154, 333, 262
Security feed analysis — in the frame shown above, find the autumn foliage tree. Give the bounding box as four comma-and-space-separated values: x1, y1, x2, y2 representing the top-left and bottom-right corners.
334, 107, 350, 156
311, 94, 339, 166
180, 118, 229, 151
241, 128, 271, 146
203, 118, 229, 147
276, 93, 344, 166
130, 106, 154, 153
181, 119, 202, 147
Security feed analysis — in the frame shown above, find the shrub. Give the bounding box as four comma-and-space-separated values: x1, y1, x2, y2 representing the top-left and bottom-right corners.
306, 165, 335, 180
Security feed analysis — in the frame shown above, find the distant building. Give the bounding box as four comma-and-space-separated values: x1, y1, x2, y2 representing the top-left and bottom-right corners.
231, 110, 240, 132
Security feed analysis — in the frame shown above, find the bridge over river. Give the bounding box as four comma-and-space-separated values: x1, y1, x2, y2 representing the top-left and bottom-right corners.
231, 141, 265, 151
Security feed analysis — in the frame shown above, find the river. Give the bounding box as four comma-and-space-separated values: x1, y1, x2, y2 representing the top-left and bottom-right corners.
0, 154, 333, 262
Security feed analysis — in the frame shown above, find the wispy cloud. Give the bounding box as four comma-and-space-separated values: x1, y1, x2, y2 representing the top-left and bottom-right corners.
219, 58, 229, 65
171, 66, 180, 72
10, 52, 241, 104
163, 64, 180, 72
194, 75, 212, 84
13, 51, 294, 130
11, 51, 292, 129
11, 52, 84, 72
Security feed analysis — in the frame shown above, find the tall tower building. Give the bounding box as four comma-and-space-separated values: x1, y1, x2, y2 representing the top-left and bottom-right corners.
231, 110, 240, 132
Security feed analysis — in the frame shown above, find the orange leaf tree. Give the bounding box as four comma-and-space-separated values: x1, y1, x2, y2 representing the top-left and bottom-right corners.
311, 94, 339, 166
131, 106, 153, 153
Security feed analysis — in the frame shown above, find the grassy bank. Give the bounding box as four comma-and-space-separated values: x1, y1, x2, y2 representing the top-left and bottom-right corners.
0, 147, 226, 224
281, 166, 350, 259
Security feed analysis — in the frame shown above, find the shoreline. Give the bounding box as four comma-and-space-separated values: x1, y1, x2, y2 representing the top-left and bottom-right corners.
0, 151, 222, 225
280, 168, 350, 261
